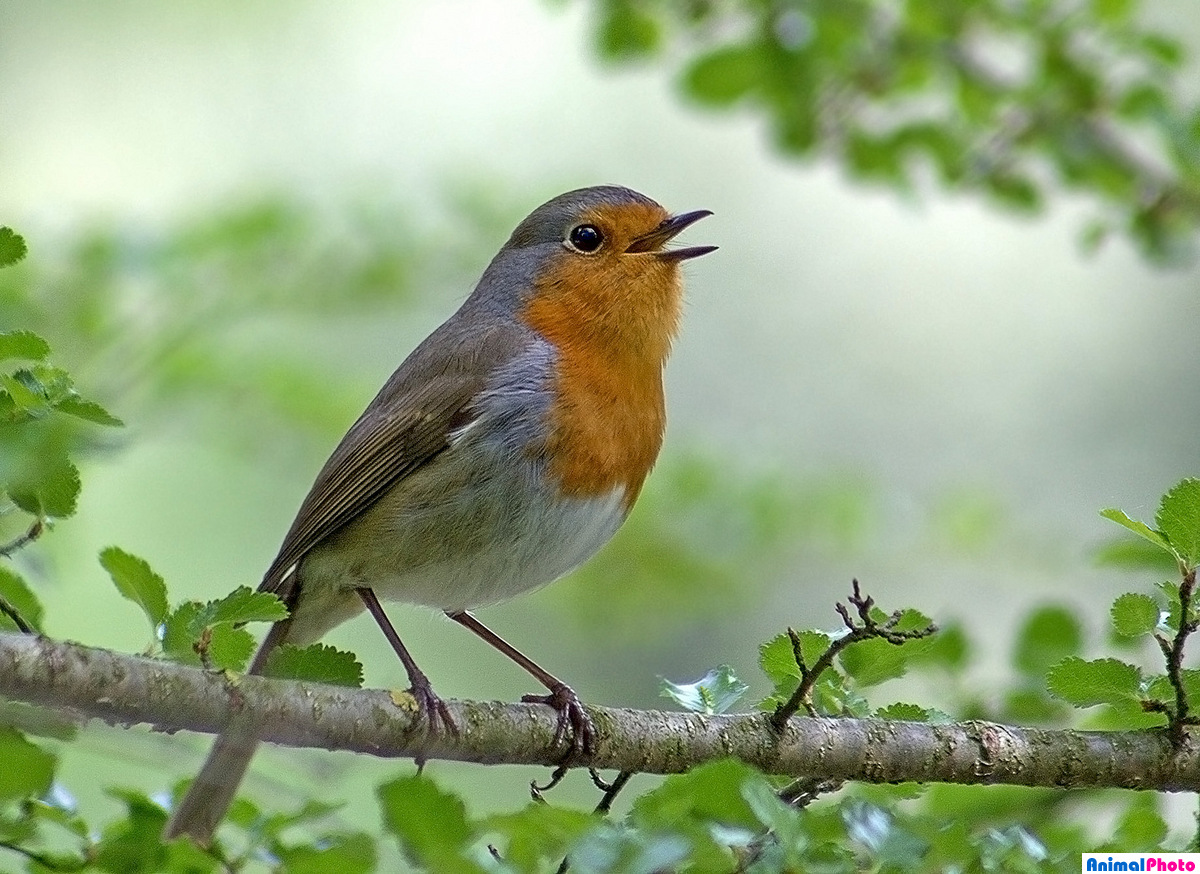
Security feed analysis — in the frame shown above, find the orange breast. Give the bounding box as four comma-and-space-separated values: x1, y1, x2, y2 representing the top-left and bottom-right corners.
521, 249, 683, 510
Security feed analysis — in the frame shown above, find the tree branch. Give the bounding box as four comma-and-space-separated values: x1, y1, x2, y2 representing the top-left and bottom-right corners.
2, 632, 1198, 792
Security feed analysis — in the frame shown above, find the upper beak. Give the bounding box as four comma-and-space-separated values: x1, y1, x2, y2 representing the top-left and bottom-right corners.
626, 209, 717, 261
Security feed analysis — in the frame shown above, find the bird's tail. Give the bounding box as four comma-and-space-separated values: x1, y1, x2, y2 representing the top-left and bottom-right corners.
161, 718, 262, 845
162, 618, 292, 846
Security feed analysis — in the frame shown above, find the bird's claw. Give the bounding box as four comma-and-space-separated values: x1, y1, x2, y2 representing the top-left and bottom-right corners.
522, 682, 595, 761
407, 675, 458, 768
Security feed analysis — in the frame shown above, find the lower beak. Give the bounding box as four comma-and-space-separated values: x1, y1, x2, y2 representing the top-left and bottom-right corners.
626, 210, 717, 261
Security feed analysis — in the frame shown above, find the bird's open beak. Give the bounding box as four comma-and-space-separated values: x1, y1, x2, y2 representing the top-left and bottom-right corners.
626, 210, 717, 261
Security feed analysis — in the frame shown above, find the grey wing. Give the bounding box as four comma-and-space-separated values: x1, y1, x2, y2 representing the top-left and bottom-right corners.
257, 318, 528, 602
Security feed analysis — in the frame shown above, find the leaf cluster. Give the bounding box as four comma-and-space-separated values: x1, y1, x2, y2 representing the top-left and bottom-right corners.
588, 0, 1200, 262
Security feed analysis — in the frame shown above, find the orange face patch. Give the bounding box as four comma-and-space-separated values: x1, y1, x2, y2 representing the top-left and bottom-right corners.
520, 202, 687, 507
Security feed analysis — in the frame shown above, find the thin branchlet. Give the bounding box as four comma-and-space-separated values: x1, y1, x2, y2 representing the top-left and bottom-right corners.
771, 580, 938, 730
1152, 564, 1200, 745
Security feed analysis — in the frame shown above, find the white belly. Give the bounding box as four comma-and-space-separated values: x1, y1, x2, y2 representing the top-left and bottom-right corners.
285, 448, 628, 643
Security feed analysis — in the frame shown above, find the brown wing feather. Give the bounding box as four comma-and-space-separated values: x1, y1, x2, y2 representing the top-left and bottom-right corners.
258, 318, 526, 599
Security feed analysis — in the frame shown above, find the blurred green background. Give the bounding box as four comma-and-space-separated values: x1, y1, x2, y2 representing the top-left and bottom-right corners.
3, 0, 1200, 852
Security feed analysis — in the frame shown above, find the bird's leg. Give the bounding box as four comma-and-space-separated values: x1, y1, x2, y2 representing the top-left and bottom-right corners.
357, 588, 457, 750
446, 610, 596, 760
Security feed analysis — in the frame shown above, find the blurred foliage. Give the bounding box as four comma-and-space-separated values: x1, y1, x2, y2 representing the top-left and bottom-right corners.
584, 0, 1200, 263
0, 195, 504, 448
3, 0, 1200, 858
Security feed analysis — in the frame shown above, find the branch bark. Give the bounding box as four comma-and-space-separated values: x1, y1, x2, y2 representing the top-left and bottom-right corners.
2, 632, 1197, 792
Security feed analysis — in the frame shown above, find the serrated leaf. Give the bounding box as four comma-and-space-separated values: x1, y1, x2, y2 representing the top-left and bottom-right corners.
0, 228, 27, 268
377, 775, 476, 869
207, 625, 256, 672
99, 547, 169, 629
1156, 479, 1200, 567
54, 395, 123, 427
875, 702, 950, 723
7, 455, 80, 518
0, 728, 55, 800
1111, 593, 1160, 637
759, 633, 800, 684
0, 331, 49, 363
840, 637, 913, 687
162, 602, 202, 664
759, 630, 830, 683
1013, 605, 1081, 678
266, 643, 363, 687
1046, 657, 1141, 707
1101, 508, 1174, 556
660, 665, 748, 714
0, 566, 44, 632
196, 586, 288, 628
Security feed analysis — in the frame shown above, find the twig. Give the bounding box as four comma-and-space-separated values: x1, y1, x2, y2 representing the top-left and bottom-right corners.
1153, 566, 1199, 745
771, 580, 938, 729
0, 597, 33, 634
0, 518, 43, 558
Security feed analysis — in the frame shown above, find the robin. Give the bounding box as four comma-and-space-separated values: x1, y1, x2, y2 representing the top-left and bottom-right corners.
162, 185, 714, 845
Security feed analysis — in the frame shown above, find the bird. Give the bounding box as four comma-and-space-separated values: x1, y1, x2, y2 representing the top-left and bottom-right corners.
162, 184, 714, 846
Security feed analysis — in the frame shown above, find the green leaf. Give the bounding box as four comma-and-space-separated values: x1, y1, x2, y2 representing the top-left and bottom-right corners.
760, 630, 829, 684
0, 728, 55, 800
482, 804, 595, 870
875, 702, 950, 723
840, 637, 915, 687
0, 228, 27, 267
633, 758, 761, 832
683, 43, 764, 106
1013, 605, 1082, 678
1101, 507, 1174, 555
161, 602, 202, 664
596, 0, 660, 60
0, 566, 44, 632
1112, 795, 1169, 849
985, 172, 1042, 212
377, 774, 479, 871
275, 832, 376, 874
1046, 657, 1141, 707
1094, 537, 1179, 573
206, 624, 257, 672
907, 622, 970, 670
95, 789, 169, 873
6, 455, 80, 519
1140, 34, 1184, 67
0, 331, 49, 363
99, 547, 170, 629
192, 586, 288, 630
660, 665, 748, 714
54, 395, 123, 427
266, 643, 364, 687
1156, 478, 1200, 567
842, 799, 928, 866
1111, 593, 1160, 637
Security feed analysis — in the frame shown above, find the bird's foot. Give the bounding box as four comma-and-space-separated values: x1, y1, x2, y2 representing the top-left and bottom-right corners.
405, 673, 457, 769
522, 682, 595, 762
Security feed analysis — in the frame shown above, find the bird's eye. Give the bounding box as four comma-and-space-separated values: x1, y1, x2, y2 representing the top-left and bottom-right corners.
567, 224, 604, 253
